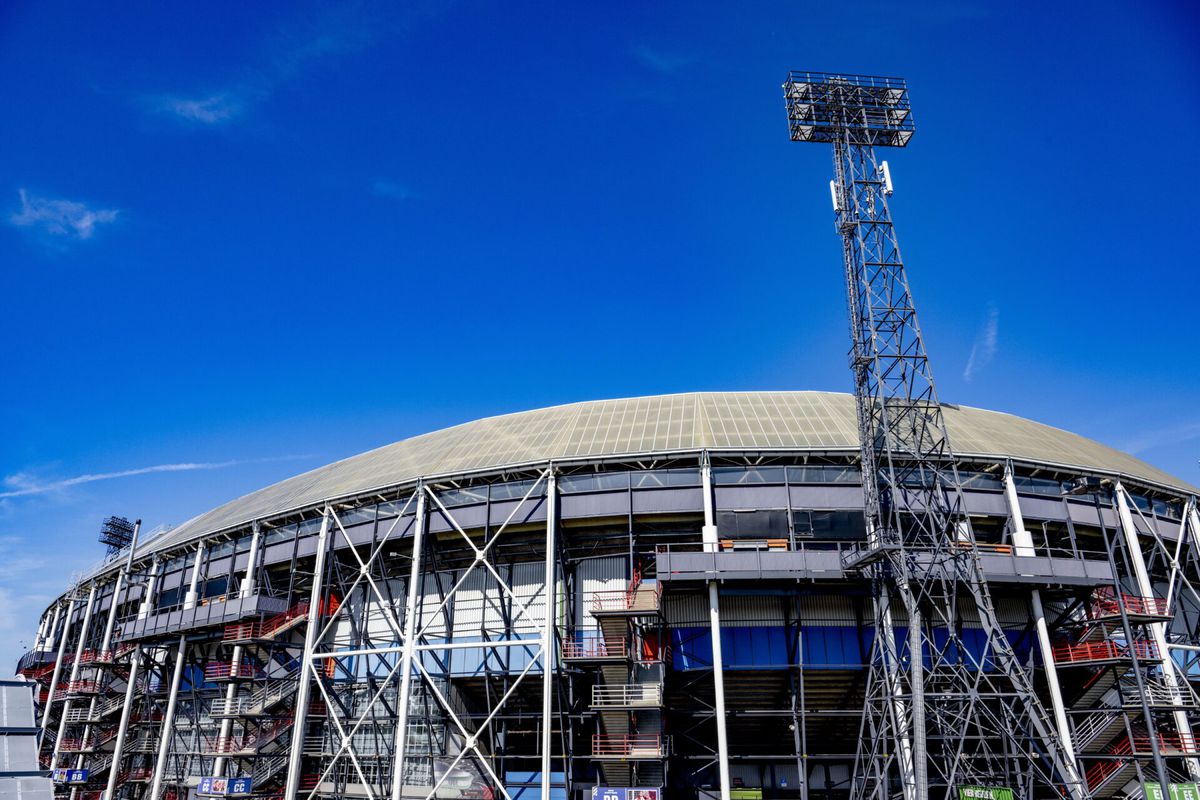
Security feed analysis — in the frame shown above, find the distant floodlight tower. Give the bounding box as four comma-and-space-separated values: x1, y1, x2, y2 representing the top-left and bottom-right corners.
99, 516, 136, 558
782, 72, 1082, 800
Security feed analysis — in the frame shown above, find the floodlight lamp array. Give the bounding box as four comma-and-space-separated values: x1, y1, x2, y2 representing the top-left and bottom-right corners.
783, 71, 914, 147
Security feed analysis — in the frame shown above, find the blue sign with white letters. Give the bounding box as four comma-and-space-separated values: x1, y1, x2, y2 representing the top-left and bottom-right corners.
66, 769, 89, 784
198, 776, 252, 797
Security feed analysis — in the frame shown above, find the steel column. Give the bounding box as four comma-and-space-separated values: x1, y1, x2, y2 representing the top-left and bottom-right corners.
102, 646, 142, 800
284, 507, 332, 800
150, 635, 189, 800
53, 582, 97, 766
183, 542, 205, 610
541, 470, 557, 800
1003, 465, 1078, 782
390, 489, 427, 800
42, 598, 74, 737
1115, 483, 1200, 779
215, 521, 262, 776
701, 456, 732, 800
139, 559, 160, 619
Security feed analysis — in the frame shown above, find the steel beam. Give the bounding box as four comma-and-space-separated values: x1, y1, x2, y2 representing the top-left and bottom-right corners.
390, 489, 427, 800
53, 581, 96, 767
284, 507, 332, 800
541, 470, 557, 800
1003, 464, 1079, 788
701, 456, 732, 800
1115, 483, 1200, 779
150, 635, 189, 800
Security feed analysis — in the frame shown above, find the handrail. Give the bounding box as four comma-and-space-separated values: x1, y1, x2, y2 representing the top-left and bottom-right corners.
562, 637, 627, 660
1089, 587, 1170, 619
592, 734, 667, 757
1052, 639, 1158, 664
591, 684, 663, 707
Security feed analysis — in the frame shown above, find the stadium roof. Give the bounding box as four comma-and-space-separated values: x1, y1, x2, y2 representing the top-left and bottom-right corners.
138, 391, 1196, 559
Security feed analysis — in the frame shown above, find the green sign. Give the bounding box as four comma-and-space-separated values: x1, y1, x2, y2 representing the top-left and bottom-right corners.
1146, 783, 1200, 800
957, 787, 1014, 800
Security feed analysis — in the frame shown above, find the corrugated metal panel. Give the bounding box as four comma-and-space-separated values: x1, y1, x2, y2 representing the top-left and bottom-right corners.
511, 561, 546, 635
665, 592, 707, 626
799, 595, 857, 624
576, 556, 626, 632
129, 392, 1196, 567
716, 595, 785, 627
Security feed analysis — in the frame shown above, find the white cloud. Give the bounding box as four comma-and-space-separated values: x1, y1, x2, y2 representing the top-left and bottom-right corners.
0, 455, 309, 499
9, 189, 119, 240
159, 94, 243, 125
147, 4, 404, 128
963, 305, 999, 382
1123, 421, 1200, 455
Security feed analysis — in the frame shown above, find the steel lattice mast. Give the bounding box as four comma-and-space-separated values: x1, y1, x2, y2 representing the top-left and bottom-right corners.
782, 72, 1083, 800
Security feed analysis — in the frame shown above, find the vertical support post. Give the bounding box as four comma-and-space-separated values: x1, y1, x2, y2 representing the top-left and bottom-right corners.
150, 635, 189, 800
541, 470, 557, 800
53, 582, 97, 766
1003, 465, 1078, 780
285, 507, 332, 800
184, 543, 205, 610
102, 646, 142, 800
215, 521, 262, 777
1115, 483, 1200, 779
42, 598, 74, 737
701, 455, 732, 800
139, 560, 161, 620
241, 520, 262, 599
390, 489, 427, 800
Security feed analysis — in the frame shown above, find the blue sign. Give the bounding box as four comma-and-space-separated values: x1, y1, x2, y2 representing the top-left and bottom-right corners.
591, 789, 659, 800
66, 769, 90, 784
198, 777, 252, 797
228, 777, 253, 796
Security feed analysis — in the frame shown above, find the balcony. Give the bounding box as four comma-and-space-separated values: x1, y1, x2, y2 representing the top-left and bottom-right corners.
223, 601, 312, 643
591, 684, 663, 708
658, 542, 1116, 586
1053, 639, 1158, 666
589, 585, 660, 616
204, 660, 262, 681
114, 590, 291, 642
1087, 589, 1172, 624
562, 637, 628, 662
592, 734, 668, 759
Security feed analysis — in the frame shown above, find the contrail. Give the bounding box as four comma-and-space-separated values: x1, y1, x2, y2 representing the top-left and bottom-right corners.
0, 455, 309, 498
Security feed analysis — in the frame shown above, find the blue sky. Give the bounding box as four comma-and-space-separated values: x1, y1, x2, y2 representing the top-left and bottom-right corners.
1, 1, 1198, 668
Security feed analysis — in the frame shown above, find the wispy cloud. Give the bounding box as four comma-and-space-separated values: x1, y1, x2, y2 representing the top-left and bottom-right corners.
1, 455, 309, 499
9, 189, 119, 241
631, 44, 695, 75
150, 4, 406, 127
158, 94, 243, 125
1123, 421, 1200, 455
963, 304, 999, 382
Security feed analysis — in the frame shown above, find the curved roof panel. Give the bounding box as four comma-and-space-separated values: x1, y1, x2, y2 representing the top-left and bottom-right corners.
141, 391, 1195, 557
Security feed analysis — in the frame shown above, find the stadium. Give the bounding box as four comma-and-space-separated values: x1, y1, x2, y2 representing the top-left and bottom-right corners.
18, 391, 1200, 800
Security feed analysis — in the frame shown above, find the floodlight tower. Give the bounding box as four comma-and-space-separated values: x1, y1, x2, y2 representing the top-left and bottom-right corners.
782, 72, 1082, 800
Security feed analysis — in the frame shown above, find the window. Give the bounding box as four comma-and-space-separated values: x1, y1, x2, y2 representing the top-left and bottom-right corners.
713, 467, 786, 485
559, 472, 629, 493
633, 469, 701, 488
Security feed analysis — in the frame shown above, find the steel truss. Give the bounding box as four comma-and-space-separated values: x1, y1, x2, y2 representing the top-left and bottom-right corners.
784, 71, 1079, 800
285, 470, 565, 800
